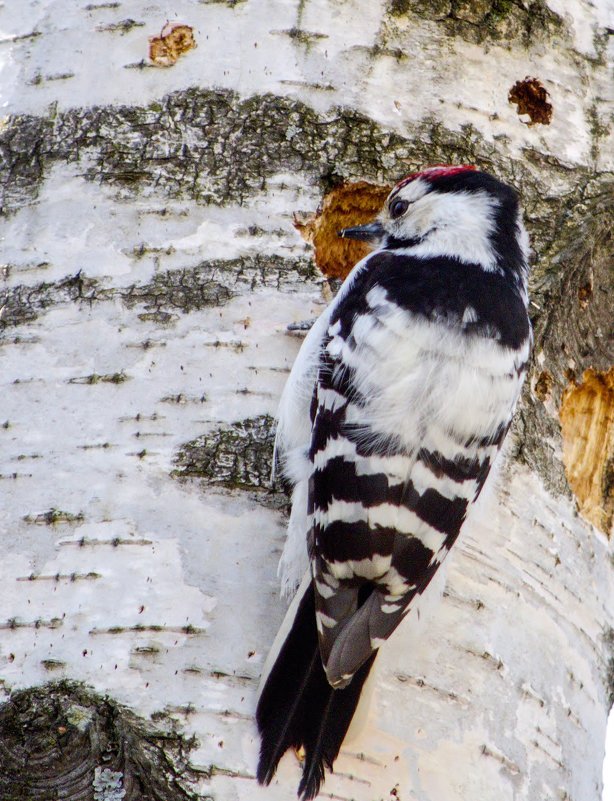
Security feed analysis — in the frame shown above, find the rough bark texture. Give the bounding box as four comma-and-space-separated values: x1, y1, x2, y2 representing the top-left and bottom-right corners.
0, 682, 200, 801
0, 1, 612, 799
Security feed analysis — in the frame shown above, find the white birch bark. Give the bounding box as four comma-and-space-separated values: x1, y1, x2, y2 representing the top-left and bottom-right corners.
0, 1, 612, 800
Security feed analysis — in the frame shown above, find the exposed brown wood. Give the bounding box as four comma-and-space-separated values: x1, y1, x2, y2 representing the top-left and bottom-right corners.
560, 368, 614, 536
294, 181, 390, 279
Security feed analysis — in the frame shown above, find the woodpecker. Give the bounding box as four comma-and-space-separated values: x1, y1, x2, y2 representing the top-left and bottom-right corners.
256, 166, 531, 799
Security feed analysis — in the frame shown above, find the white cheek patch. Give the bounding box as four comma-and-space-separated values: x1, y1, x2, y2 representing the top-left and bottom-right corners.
390, 190, 501, 272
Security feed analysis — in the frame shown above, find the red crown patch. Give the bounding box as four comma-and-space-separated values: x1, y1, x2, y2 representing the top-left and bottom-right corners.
393, 165, 477, 193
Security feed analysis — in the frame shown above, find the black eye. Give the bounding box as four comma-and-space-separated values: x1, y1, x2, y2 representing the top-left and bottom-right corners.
389, 198, 409, 219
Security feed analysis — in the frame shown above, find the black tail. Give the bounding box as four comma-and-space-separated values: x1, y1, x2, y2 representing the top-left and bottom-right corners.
256, 580, 377, 800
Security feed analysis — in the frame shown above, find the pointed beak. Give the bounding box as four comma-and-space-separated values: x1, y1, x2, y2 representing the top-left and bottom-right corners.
337, 220, 385, 243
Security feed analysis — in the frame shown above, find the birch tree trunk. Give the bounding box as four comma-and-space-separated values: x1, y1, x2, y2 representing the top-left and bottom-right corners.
0, 1, 612, 800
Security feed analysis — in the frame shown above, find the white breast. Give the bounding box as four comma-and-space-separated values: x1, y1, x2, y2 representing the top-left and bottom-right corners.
341, 300, 526, 454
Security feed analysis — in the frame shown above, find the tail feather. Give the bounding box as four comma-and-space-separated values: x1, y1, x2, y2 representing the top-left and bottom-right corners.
256, 580, 376, 800
297, 651, 377, 799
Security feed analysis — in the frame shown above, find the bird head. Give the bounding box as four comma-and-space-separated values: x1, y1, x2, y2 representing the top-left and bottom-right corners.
338, 166, 528, 279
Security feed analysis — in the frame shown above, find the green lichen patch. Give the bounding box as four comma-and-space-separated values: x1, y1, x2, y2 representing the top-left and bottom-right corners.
530, 180, 613, 382
0, 114, 52, 214
388, 0, 565, 45
0, 88, 513, 214
587, 103, 610, 162
41, 658, 66, 671
0, 88, 601, 280
2, 89, 411, 210
0, 681, 199, 801
281, 27, 329, 46
173, 414, 287, 507
173, 414, 275, 488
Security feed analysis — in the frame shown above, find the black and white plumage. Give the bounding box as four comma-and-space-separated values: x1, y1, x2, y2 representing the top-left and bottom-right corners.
256, 166, 531, 799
